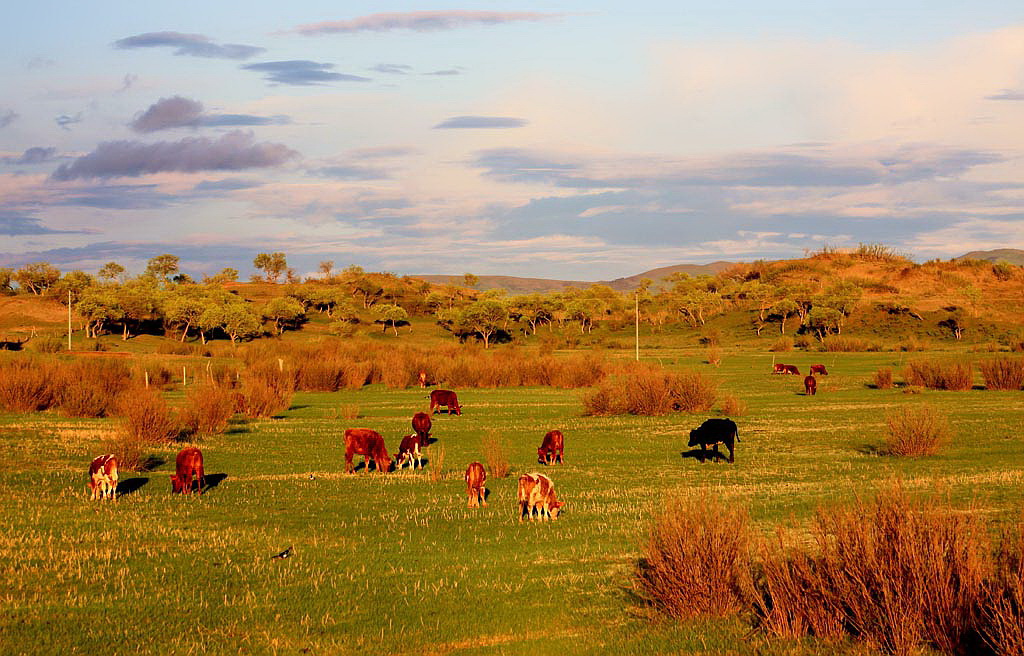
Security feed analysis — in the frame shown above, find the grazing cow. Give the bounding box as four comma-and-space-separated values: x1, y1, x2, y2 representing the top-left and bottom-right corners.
809, 364, 829, 376
772, 363, 787, 374
537, 430, 565, 465
344, 428, 392, 474
688, 418, 740, 464
804, 375, 817, 396
170, 447, 205, 494
782, 364, 800, 375
396, 434, 423, 470
517, 473, 564, 521
88, 454, 118, 500
429, 389, 462, 415
418, 370, 428, 388
412, 411, 432, 444
465, 462, 487, 507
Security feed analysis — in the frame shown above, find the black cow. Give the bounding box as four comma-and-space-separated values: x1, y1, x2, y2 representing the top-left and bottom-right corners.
688, 418, 739, 463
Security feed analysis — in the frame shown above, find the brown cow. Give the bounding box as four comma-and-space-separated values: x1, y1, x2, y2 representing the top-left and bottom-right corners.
396, 434, 423, 470
88, 454, 118, 500
782, 364, 800, 375
465, 462, 487, 507
537, 430, 564, 465
412, 411, 432, 444
429, 389, 462, 415
344, 428, 392, 473
804, 375, 817, 395
809, 364, 829, 376
772, 363, 787, 374
170, 447, 205, 494
517, 473, 564, 521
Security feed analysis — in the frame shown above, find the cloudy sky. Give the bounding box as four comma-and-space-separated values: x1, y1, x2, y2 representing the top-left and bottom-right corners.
3, 1, 1024, 280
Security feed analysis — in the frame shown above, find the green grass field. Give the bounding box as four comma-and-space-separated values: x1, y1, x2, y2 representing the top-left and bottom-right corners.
3, 349, 1024, 655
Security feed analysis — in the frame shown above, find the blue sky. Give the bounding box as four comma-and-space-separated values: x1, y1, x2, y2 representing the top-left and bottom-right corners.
2, 2, 1024, 279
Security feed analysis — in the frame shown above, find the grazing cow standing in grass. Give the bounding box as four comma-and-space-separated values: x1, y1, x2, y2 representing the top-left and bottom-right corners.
782, 364, 800, 375
804, 375, 817, 396
396, 434, 423, 470
772, 363, 787, 374
465, 462, 487, 507
688, 418, 739, 463
171, 447, 205, 494
517, 473, 564, 521
810, 364, 829, 375
537, 430, 565, 465
412, 411, 432, 444
344, 428, 392, 474
88, 454, 118, 500
429, 389, 462, 415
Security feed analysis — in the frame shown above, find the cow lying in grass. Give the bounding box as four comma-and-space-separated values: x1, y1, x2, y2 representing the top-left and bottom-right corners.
465, 462, 487, 507
171, 447, 205, 494
537, 430, 564, 465
344, 428, 392, 473
688, 418, 740, 463
517, 473, 564, 521
88, 454, 118, 500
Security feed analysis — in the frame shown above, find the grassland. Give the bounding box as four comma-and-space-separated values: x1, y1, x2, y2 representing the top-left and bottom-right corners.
2, 347, 1024, 655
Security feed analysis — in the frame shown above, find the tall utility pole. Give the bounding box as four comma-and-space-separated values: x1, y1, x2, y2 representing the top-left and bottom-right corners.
67, 290, 72, 351
635, 292, 640, 361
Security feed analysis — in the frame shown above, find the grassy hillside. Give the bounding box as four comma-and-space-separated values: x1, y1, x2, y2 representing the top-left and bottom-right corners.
957, 248, 1024, 265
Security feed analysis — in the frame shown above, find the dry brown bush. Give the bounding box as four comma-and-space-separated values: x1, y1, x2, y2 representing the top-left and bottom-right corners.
179, 382, 236, 437
874, 367, 894, 390
718, 394, 747, 417
482, 430, 512, 478
428, 445, 446, 482
979, 357, 1024, 391
583, 365, 717, 416
904, 359, 973, 390
982, 517, 1024, 655
822, 336, 880, 352
770, 337, 793, 352
0, 357, 59, 412
237, 359, 296, 418
116, 388, 179, 443
706, 346, 722, 367
55, 358, 132, 418
636, 493, 753, 619
885, 405, 951, 456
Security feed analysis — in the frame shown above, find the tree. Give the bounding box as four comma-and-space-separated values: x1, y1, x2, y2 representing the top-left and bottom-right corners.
463, 272, 479, 289
769, 299, 800, 334
113, 278, 162, 339
263, 297, 305, 335
939, 309, 966, 340
318, 260, 334, 279
458, 299, 506, 347
253, 252, 288, 283
77, 288, 124, 338
145, 254, 180, 281
203, 268, 239, 285
164, 292, 209, 341
807, 306, 844, 341
14, 262, 60, 295
52, 270, 94, 305
372, 303, 408, 336
220, 303, 263, 344
0, 268, 12, 295
97, 262, 125, 283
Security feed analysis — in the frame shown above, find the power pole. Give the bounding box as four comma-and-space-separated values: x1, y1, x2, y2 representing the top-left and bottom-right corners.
67, 290, 72, 351
635, 292, 640, 361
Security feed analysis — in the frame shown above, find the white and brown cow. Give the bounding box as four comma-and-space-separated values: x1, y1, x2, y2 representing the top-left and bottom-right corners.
88, 454, 119, 500
396, 434, 423, 470
465, 462, 487, 508
517, 472, 564, 521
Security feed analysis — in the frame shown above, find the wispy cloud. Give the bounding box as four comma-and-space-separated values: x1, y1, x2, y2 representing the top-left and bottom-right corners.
113, 32, 264, 60
241, 60, 370, 86
0, 109, 17, 129
986, 88, 1024, 100
424, 69, 462, 76
291, 10, 563, 36
130, 96, 291, 132
435, 116, 528, 129
0, 211, 81, 235
311, 165, 390, 181
50, 130, 298, 180
56, 113, 82, 130
3, 147, 58, 165
370, 63, 413, 75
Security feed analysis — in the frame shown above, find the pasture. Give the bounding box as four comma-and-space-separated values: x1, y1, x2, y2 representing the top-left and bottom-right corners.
3, 349, 1024, 655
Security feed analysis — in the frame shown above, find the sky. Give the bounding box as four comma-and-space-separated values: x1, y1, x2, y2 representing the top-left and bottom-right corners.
2, 1, 1024, 281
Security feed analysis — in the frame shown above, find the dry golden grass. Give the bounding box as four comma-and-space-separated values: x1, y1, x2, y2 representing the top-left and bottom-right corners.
718, 394, 747, 417
482, 430, 512, 478
885, 405, 951, 456
874, 367, 894, 389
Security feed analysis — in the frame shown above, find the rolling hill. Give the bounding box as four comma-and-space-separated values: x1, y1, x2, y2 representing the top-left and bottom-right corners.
957, 249, 1024, 265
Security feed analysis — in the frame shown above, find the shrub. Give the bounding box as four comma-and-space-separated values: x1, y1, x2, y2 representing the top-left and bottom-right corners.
55, 359, 133, 418
873, 367, 894, 390
28, 336, 63, 353
705, 346, 722, 367
992, 261, 1017, 281
482, 430, 512, 478
904, 359, 973, 390
770, 337, 793, 352
885, 405, 951, 456
116, 388, 179, 443
238, 360, 295, 419
979, 357, 1024, 391
793, 335, 813, 350
155, 340, 194, 356
137, 363, 174, 389
103, 430, 147, 473
636, 493, 753, 619
179, 382, 236, 437
718, 394, 747, 417
982, 518, 1024, 655
582, 366, 717, 416
821, 336, 879, 352
0, 358, 59, 412
429, 445, 446, 483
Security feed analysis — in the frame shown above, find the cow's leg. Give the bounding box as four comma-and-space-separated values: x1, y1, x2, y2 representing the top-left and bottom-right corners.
700, 446, 707, 463
727, 442, 735, 463
467, 488, 475, 507
713, 444, 721, 463
480, 488, 488, 506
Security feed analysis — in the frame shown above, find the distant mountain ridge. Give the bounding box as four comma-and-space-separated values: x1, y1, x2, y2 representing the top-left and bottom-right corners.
414, 261, 736, 293
956, 249, 1024, 265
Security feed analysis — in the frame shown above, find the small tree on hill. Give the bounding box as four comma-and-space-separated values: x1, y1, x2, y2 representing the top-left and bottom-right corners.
459, 299, 506, 348
373, 303, 408, 336
14, 262, 60, 295
145, 254, 180, 282
97, 262, 125, 283
263, 297, 305, 335
253, 252, 288, 283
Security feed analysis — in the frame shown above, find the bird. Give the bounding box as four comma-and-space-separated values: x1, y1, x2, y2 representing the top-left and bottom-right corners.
270, 546, 293, 560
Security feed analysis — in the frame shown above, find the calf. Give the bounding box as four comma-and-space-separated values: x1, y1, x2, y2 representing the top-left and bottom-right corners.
809, 364, 829, 376
396, 434, 423, 470
517, 473, 564, 521
537, 430, 565, 465
88, 454, 119, 500
804, 375, 817, 396
412, 411, 432, 444
688, 418, 739, 464
429, 389, 462, 415
344, 428, 392, 473
171, 447, 205, 494
465, 462, 487, 507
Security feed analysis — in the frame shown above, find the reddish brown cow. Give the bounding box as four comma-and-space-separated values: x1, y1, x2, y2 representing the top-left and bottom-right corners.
804, 375, 817, 395
396, 434, 423, 470
772, 363, 787, 374
517, 473, 564, 521
537, 430, 565, 465
412, 411, 432, 444
429, 389, 462, 415
344, 428, 392, 473
809, 364, 829, 375
170, 447, 205, 494
88, 454, 119, 500
465, 462, 487, 508
782, 364, 800, 375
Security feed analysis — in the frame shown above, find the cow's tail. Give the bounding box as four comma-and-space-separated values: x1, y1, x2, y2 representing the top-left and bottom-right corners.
735, 427, 741, 442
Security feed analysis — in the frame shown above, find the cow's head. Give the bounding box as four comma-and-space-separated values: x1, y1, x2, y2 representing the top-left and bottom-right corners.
687, 429, 701, 447
550, 501, 564, 519
537, 447, 547, 463
170, 474, 183, 493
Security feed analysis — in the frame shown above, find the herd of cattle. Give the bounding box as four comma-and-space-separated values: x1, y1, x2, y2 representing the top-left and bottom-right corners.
87, 363, 830, 515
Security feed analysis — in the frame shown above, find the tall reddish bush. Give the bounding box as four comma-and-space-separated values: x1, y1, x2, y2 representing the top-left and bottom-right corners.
0, 358, 59, 412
